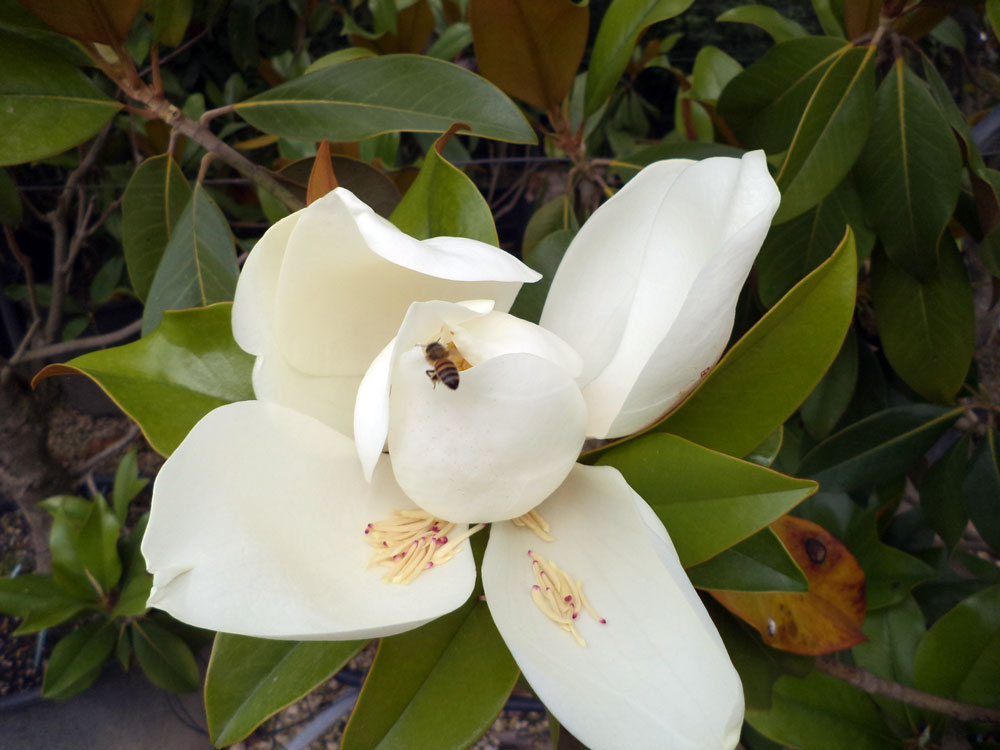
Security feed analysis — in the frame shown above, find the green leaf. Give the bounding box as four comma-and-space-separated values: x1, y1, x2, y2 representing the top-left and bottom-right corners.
747, 671, 900, 749
687, 528, 808, 592
596, 433, 816, 567
151, 0, 192, 47
205, 634, 366, 746
747, 426, 783, 468
0, 575, 90, 634
113, 514, 152, 617
689, 46, 743, 104
716, 5, 808, 43
76, 494, 122, 595
810, 0, 845, 36
235, 55, 535, 144
870, 243, 973, 403
342, 601, 518, 750
521, 196, 578, 258
122, 154, 192, 303
0, 166, 22, 224
89, 255, 124, 304
774, 44, 876, 223
717, 36, 847, 153
855, 60, 962, 278
142, 186, 238, 335
914, 584, 1000, 708
509, 229, 574, 325
800, 326, 858, 440
33, 304, 254, 457
920, 433, 971, 553
797, 404, 962, 493
989, 0, 1000, 39
389, 137, 497, 244
653, 228, 857, 457
111, 569, 152, 618
611, 141, 744, 181
43, 620, 116, 700
426, 22, 472, 60
133, 618, 200, 693
0, 30, 121, 166
49, 504, 101, 601
584, 0, 695, 116
964, 430, 1000, 551
112, 447, 148, 525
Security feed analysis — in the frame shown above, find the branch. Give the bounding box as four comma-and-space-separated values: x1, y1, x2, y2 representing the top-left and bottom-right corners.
15, 319, 142, 364
73, 423, 141, 477
816, 658, 1000, 724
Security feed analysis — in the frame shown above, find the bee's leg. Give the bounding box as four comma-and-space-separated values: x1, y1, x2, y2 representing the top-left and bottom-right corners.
425, 369, 438, 388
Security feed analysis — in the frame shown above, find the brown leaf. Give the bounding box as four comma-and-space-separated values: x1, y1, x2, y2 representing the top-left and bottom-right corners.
352, 0, 435, 55
306, 140, 339, 205
709, 516, 867, 655
17, 0, 142, 44
469, 0, 588, 111
842, 0, 880, 39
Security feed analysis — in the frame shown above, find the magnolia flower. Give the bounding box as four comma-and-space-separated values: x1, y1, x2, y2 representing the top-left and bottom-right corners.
143, 152, 779, 749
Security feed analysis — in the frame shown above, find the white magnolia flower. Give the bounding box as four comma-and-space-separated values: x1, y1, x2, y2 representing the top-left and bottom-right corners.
142, 152, 779, 750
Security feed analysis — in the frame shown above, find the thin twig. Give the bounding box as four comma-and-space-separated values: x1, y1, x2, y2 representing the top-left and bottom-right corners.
17, 319, 142, 363
816, 658, 1000, 724
74, 423, 141, 477
137, 27, 209, 77
3, 225, 39, 324
200, 104, 235, 125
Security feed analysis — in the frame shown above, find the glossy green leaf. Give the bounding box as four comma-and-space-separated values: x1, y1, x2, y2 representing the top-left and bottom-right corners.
43, 620, 116, 700
797, 405, 962, 493
596, 433, 817, 567
75, 494, 122, 595
509, 229, 574, 325
33, 304, 255, 457
235, 55, 535, 144
920, 434, 971, 553
964, 430, 1000, 551
687, 528, 808, 592
774, 44, 876, 223
0, 30, 121, 166
206, 634, 366, 745
654, 228, 856, 457
0, 575, 90, 635
747, 670, 900, 750
426, 22, 472, 60
800, 326, 857, 440
49, 504, 101, 601
756, 177, 870, 307
133, 619, 200, 693
717, 37, 847, 153
112, 447, 148, 525
870, 243, 974, 403
0, 166, 21, 224
112, 569, 152, 618
716, 5, 808, 43
122, 154, 192, 303
855, 60, 962, 278
747, 426, 783, 468
390, 135, 497, 244
342, 601, 518, 750
584, 0, 695, 116
914, 584, 1000, 708
142, 186, 238, 335
689, 45, 742, 104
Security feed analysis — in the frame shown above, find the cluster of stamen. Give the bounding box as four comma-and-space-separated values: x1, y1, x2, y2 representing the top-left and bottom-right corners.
511, 509, 554, 541
365, 510, 484, 584
528, 550, 606, 647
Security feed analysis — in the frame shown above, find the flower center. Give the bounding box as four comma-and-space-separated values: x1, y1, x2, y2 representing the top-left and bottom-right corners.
527, 549, 606, 647
364, 510, 484, 584
511, 509, 554, 541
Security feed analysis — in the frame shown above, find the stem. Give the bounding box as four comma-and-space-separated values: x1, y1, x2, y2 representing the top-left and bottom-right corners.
816, 658, 1000, 724
16, 319, 142, 364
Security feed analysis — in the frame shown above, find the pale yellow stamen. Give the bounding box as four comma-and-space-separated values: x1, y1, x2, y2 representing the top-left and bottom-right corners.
511, 509, 554, 541
527, 550, 606, 647
364, 510, 484, 584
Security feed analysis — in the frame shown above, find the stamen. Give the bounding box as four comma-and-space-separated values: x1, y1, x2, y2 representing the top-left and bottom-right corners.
526, 550, 606, 646
511, 509, 555, 541
364, 510, 484, 584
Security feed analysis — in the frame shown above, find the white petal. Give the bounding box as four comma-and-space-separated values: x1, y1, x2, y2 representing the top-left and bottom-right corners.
273, 188, 537, 377
231, 211, 301, 356
540, 152, 780, 438
482, 464, 744, 750
142, 401, 475, 640
453, 311, 582, 378
387, 348, 586, 522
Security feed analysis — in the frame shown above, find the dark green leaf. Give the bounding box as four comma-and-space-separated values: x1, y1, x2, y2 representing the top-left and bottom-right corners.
798, 405, 961, 492
687, 528, 808, 592
800, 326, 858, 440
151, 0, 192, 46
89, 256, 124, 304
132, 619, 200, 693
717, 36, 847, 153
920, 434, 970, 553
112, 570, 152, 618
774, 44, 876, 223
521, 196, 578, 258
746, 426, 783, 468
206, 634, 366, 746
43, 620, 115, 699
653, 228, 856, 457
76, 494, 122, 595
342, 602, 518, 750
40, 494, 91, 526
845, 508, 935, 610
509, 229, 574, 325
0, 575, 90, 634
122, 154, 192, 302
142, 186, 238, 335
0, 30, 121, 166
33, 304, 254, 457
584, 0, 695, 116
597, 433, 816, 567
235, 55, 535, 144
60, 315, 90, 342
870, 242, 974, 403
716, 5, 808, 43
49, 504, 101, 601
964, 430, 1000, 551
914, 584, 1000, 708
112, 447, 148, 525
611, 141, 744, 182
116, 624, 131, 670
855, 59, 962, 278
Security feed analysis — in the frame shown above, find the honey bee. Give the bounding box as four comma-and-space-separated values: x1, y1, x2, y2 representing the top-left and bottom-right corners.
424, 341, 460, 390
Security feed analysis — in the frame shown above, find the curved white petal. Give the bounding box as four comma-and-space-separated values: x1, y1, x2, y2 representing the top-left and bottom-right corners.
387, 348, 586, 522
482, 464, 743, 750
272, 188, 537, 377
142, 401, 475, 640
540, 152, 780, 438
453, 312, 582, 379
